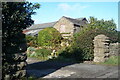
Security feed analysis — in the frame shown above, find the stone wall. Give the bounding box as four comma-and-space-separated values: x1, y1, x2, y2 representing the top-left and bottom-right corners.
93, 34, 119, 62
109, 43, 120, 56
2, 32, 27, 80
93, 34, 110, 62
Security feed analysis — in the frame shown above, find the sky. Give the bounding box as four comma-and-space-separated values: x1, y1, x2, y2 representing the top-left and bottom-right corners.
27, 1, 119, 30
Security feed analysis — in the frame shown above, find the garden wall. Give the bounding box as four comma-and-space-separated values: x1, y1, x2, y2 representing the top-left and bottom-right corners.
2, 33, 27, 80
109, 43, 120, 56
93, 34, 119, 62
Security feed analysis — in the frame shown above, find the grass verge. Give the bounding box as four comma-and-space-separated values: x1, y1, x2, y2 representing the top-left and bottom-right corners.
94, 56, 120, 66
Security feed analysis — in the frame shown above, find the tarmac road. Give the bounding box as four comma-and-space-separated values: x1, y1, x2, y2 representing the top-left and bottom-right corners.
26, 57, 119, 78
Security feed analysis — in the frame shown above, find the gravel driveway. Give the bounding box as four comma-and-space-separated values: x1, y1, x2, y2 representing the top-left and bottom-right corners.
26, 58, 119, 78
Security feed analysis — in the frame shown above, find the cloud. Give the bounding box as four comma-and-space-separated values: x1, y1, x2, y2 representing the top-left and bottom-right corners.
58, 3, 89, 12
33, 18, 42, 24
58, 3, 71, 11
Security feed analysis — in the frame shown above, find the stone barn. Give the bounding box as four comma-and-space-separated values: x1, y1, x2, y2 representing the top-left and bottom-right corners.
53, 16, 88, 38
23, 16, 88, 38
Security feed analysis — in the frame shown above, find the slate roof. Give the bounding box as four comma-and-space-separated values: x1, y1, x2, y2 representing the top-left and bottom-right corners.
25, 29, 42, 36
24, 21, 56, 36
63, 16, 87, 26
24, 16, 87, 36
25, 16, 87, 31
26, 21, 56, 30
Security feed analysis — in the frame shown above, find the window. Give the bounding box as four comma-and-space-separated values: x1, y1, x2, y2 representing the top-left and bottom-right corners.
60, 25, 65, 33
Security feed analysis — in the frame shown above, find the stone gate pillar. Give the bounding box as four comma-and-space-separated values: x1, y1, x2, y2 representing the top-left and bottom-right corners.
93, 34, 110, 62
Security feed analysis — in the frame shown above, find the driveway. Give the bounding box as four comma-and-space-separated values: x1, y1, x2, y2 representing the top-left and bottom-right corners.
26, 57, 118, 78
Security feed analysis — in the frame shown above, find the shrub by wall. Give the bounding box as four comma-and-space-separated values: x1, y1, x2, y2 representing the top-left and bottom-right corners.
58, 43, 84, 61
38, 27, 62, 47
74, 28, 119, 61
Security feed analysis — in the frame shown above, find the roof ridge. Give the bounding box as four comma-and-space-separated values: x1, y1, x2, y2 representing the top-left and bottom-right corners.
63, 16, 85, 23
33, 21, 56, 25
63, 16, 86, 21
63, 16, 77, 20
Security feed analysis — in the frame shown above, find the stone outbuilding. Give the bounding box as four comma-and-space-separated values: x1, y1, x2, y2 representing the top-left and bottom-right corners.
23, 16, 88, 38
53, 16, 88, 38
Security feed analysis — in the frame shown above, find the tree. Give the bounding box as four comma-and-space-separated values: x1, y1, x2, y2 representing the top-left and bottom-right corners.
2, 2, 40, 79
2, 2, 40, 52
88, 17, 116, 31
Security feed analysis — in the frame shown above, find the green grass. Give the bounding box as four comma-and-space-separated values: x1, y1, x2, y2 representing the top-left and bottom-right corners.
27, 48, 52, 61
95, 56, 120, 66
104, 56, 118, 65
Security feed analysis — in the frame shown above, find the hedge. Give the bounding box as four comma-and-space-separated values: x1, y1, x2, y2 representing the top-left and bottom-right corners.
74, 28, 119, 61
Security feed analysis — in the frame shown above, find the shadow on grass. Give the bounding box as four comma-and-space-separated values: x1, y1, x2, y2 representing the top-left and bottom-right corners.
26, 58, 82, 78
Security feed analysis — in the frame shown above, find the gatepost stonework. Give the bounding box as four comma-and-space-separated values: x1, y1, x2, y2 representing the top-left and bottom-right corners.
93, 34, 110, 62
93, 34, 120, 63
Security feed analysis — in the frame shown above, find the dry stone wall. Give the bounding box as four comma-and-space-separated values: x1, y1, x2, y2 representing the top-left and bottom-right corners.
2, 32, 27, 80
93, 34, 119, 62
109, 43, 120, 56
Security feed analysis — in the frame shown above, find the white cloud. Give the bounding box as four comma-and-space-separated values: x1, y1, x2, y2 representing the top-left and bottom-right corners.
33, 19, 42, 24
58, 3, 72, 11
58, 3, 89, 12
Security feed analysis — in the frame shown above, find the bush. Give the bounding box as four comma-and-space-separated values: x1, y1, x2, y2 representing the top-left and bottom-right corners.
27, 47, 36, 57
38, 27, 62, 47
58, 44, 84, 61
26, 35, 38, 47
74, 28, 119, 61
27, 47, 52, 60
35, 48, 52, 58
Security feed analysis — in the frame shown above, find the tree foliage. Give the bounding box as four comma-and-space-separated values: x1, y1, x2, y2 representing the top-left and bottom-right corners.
74, 17, 117, 38
2, 2, 40, 53
73, 17, 118, 61
88, 17, 116, 31
38, 27, 62, 47
2, 2, 40, 79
